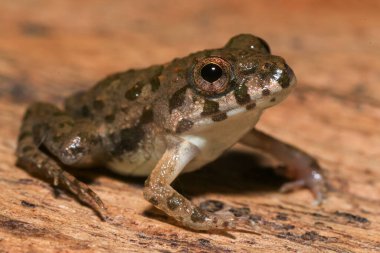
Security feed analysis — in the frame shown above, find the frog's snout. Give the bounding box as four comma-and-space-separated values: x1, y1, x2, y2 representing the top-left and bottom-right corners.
283, 63, 296, 89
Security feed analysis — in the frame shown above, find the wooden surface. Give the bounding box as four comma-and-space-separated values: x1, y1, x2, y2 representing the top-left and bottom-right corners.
1, 1, 380, 252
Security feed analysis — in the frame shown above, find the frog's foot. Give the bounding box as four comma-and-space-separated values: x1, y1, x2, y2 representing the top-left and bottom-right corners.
278, 162, 327, 204
56, 170, 110, 220
16, 102, 109, 220
17, 149, 109, 220
240, 129, 328, 204
143, 186, 242, 231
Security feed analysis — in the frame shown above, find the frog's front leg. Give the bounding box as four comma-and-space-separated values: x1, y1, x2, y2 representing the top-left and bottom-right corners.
16, 102, 108, 219
144, 136, 236, 231
240, 129, 326, 203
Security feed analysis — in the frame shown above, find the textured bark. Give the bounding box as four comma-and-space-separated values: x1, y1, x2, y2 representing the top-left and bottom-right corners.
0, 1, 379, 252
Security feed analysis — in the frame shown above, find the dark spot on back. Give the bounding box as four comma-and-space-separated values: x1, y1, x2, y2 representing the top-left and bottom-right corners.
262, 88, 271, 96
169, 86, 188, 112
108, 107, 154, 156
234, 82, 251, 105
110, 126, 144, 155
105, 114, 115, 123
150, 66, 163, 92
150, 76, 161, 92
201, 100, 219, 116
270, 97, 276, 102
211, 112, 227, 122
140, 109, 154, 124
93, 100, 105, 110
125, 81, 145, 101
176, 119, 193, 133
81, 106, 91, 117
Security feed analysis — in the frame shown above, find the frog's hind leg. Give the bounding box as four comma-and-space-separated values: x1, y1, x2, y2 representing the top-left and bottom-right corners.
16, 102, 108, 219
239, 129, 327, 203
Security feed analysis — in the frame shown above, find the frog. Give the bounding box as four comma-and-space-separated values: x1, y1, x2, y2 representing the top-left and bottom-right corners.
16, 34, 326, 231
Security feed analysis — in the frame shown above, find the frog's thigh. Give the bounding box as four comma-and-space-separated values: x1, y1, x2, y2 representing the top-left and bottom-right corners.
239, 128, 326, 202
16, 102, 108, 219
143, 136, 235, 231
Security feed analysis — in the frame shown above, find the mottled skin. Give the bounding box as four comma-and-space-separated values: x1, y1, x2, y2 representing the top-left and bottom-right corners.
16, 34, 326, 231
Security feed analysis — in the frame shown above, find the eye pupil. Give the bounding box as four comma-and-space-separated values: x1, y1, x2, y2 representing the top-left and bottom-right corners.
200, 63, 223, 83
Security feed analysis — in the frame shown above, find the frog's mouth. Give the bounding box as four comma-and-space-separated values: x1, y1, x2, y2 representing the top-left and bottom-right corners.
190, 102, 257, 129
190, 95, 280, 128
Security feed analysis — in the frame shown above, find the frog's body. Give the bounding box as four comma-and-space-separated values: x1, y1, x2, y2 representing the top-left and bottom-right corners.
16, 34, 325, 231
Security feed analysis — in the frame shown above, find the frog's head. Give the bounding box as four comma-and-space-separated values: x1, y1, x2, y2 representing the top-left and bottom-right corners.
158, 34, 296, 134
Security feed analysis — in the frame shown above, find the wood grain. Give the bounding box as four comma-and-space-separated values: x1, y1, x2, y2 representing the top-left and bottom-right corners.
0, 0, 379, 252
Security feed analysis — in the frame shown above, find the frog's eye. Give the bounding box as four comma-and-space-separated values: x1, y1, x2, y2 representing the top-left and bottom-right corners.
191, 57, 232, 96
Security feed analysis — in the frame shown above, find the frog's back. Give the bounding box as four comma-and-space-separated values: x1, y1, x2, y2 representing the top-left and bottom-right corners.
64, 65, 163, 126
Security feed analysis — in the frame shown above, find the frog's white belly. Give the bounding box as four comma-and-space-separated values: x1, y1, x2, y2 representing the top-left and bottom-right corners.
182, 108, 262, 172
107, 108, 262, 177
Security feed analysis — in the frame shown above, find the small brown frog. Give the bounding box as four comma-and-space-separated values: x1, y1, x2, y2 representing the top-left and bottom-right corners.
16, 34, 325, 231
